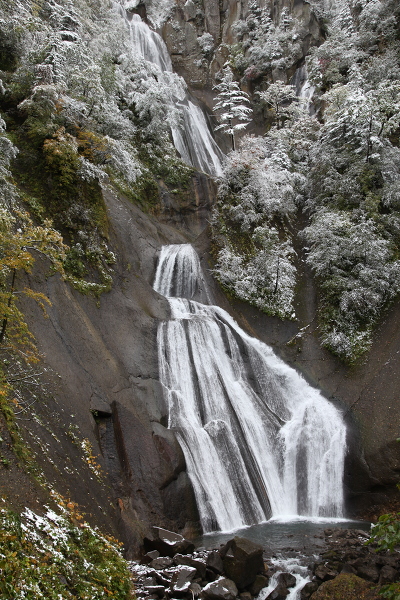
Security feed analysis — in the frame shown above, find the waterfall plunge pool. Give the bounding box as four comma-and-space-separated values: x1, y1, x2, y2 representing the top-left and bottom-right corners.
194, 517, 371, 553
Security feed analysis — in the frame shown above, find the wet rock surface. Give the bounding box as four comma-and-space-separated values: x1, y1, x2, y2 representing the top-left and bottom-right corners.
305, 528, 400, 599
131, 528, 400, 600
131, 534, 267, 600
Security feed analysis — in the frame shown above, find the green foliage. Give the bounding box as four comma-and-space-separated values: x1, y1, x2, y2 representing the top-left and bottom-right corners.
367, 513, 400, 600
368, 512, 400, 553
0, 372, 35, 467
0, 504, 134, 600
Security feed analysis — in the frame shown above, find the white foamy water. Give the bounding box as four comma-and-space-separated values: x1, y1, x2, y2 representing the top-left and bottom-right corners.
121, 8, 223, 176
155, 244, 346, 533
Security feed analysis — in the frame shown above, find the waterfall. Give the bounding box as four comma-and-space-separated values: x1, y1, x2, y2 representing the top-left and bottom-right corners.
292, 65, 315, 115
155, 245, 346, 533
122, 9, 223, 177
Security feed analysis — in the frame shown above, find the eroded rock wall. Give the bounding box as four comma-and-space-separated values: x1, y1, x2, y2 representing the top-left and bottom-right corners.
160, 0, 324, 109
15, 178, 216, 556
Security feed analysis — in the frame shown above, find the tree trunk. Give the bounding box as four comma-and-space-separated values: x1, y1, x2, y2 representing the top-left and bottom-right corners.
0, 268, 16, 345
274, 256, 280, 294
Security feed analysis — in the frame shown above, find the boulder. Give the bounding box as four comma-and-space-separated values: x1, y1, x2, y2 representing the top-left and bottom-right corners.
207, 551, 224, 574
309, 573, 381, 599
202, 577, 238, 600
300, 581, 318, 599
248, 574, 269, 596
277, 573, 296, 589
354, 563, 380, 583
175, 553, 207, 578
340, 563, 357, 575
170, 565, 198, 596
150, 556, 174, 569
379, 565, 399, 584
314, 564, 338, 582
222, 537, 264, 589
266, 583, 289, 600
144, 527, 195, 557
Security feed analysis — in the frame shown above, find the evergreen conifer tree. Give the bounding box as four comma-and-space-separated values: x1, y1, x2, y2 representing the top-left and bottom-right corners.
213, 66, 252, 150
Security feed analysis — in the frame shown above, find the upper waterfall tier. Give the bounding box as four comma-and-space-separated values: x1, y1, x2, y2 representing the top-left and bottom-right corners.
123, 10, 223, 177
155, 244, 347, 533
129, 14, 172, 72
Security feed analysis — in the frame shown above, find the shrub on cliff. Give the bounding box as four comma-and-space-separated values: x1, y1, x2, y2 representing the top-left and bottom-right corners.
0, 503, 134, 599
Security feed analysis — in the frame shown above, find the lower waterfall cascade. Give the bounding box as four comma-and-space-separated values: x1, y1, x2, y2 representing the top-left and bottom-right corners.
154, 244, 347, 533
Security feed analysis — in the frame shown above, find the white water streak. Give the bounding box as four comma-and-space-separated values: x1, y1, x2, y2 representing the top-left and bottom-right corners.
155, 244, 346, 533
123, 12, 223, 176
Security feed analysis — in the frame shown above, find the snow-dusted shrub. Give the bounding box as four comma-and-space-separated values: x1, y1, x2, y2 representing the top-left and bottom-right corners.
212, 135, 300, 318
303, 210, 400, 360
0, 503, 133, 599
213, 227, 296, 318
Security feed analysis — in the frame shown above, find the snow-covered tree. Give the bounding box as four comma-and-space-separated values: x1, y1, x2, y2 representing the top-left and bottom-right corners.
212, 135, 300, 318
303, 209, 400, 360
213, 66, 252, 150
259, 82, 298, 128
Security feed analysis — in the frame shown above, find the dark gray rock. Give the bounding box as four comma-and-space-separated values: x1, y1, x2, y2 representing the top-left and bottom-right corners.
144, 527, 195, 557
175, 554, 207, 579
171, 565, 197, 595
379, 565, 399, 584
222, 537, 264, 589
202, 577, 238, 600
150, 556, 174, 570
277, 573, 296, 589
300, 581, 318, 599
341, 563, 357, 575
205, 569, 219, 582
266, 583, 289, 600
314, 564, 338, 581
206, 551, 224, 574
355, 563, 380, 582
248, 574, 269, 595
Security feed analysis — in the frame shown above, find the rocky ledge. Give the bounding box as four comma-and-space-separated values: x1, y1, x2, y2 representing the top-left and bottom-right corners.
131, 528, 268, 600
130, 527, 400, 600
302, 527, 400, 599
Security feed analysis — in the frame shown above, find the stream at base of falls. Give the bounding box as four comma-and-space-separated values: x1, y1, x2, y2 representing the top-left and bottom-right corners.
196, 519, 371, 600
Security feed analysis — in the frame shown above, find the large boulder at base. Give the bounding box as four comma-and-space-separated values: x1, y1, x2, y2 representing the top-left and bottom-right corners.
202, 577, 238, 600
170, 565, 198, 596
248, 574, 269, 596
309, 573, 381, 600
277, 573, 296, 589
266, 583, 289, 600
300, 582, 318, 599
222, 537, 264, 590
207, 551, 224, 574
175, 553, 207, 579
143, 527, 195, 557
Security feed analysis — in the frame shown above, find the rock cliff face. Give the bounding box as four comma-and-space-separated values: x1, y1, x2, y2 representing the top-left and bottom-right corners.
160, 0, 324, 109
18, 178, 214, 556
5, 0, 400, 560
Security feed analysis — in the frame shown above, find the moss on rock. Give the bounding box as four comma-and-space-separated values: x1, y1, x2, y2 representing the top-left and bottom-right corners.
310, 574, 381, 600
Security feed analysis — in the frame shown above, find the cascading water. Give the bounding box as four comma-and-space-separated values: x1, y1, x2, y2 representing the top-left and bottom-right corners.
120, 6, 223, 177
293, 65, 315, 115
155, 244, 347, 534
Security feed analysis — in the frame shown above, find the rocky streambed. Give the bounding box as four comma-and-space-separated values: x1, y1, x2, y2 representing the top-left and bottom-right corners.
129, 526, 400, 600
